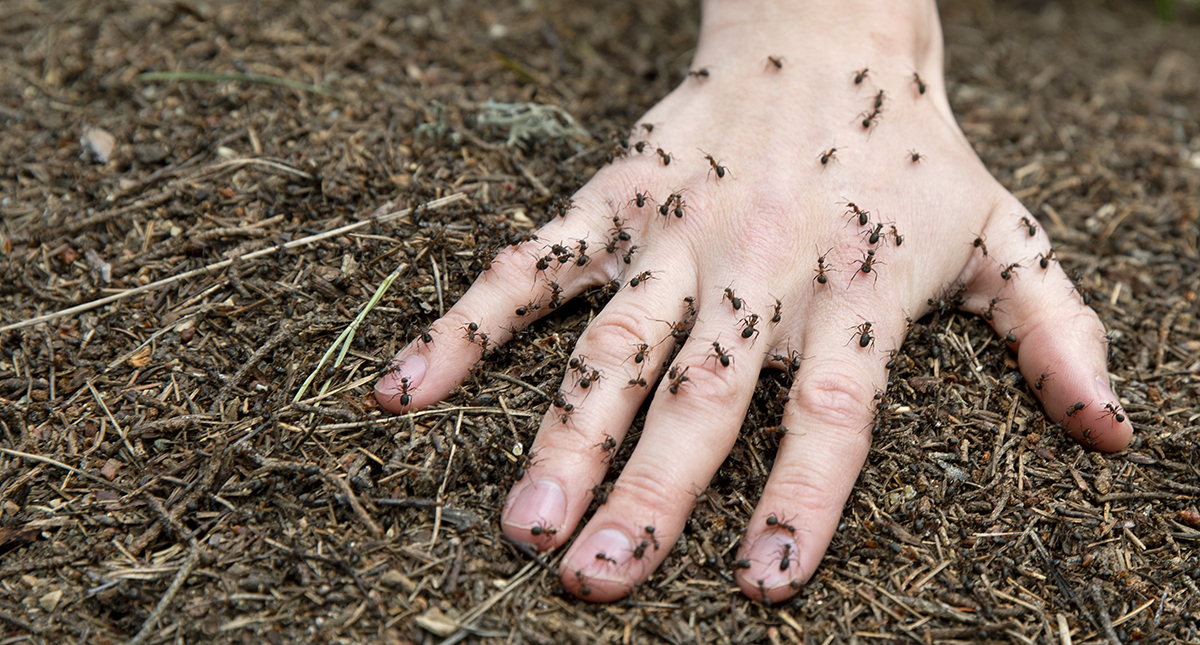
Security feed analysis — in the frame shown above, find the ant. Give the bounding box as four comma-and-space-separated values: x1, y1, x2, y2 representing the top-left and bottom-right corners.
516, 299, 542, 317
723, 286, 743, 310
508, 233, 539, 247
597, 434, 617, 463
767, 56, 784, 69
655, 148, 672, 165
778, 543, 792, 572
625, 374, 648, 389
972, 233, 989, 256
908, 150, 924, 163
622, 245, 638, 265
574, 569, 591, 597
863, 222, 885, 246
632, 540, 650, 560
774, 349, 806, 379
644, 525, 660, 550
1101, 402, 1126, 423
552, 390, 575, 413
409, 324, 437, 349
872, 89, 885, 110
849, 249, 881, 285
849, 321, 874, 349
1071, 270, 1094, 305
641, 123, 655, 133
735, 558, 752, 570
1064, 401, 1087, 418
396, 376, 414, 407
708, 341, 733, 368
984, 296, 1005, 321
771, 298, 783, 324
657, 318, 691, 344
629, 191, 653, 209
890, 224, 904, 246
765, 513, 797, 534
634, 140, 649, 153
1004, 328, 1019, 344
1020, 216, 1038, 237
740, 313, 761, 340
912, 71, 927, 94
1037, 248, 1057, 269
529, 522, 558, 537
667, 366, 690, 394
629, 270, 656, 288
1082, 427, 1098, 448
575, 239, 591, 267
854, 67, 869, 84
547, 281, 564, 309
843, 201, 870, 226
1034, 370, 1054, 390
700, 150, 730, 179
578, 368, 601, 389
819, 147, 839, 167
462, 321, 481, 342
1000, 262, 1020, 281
629, 342, 649, 365
689, 67, 710, 79
534, 254, 553, 276
813, 248, 834, 286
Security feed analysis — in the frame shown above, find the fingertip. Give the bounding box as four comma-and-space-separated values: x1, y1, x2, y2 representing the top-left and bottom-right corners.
501, 478, 569, 551
734, 532, 804, 603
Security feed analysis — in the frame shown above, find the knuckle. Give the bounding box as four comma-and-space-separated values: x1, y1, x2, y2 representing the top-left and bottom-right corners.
582, 308, 662, 359
791, 368, 874, 430
611, 466, 675, 516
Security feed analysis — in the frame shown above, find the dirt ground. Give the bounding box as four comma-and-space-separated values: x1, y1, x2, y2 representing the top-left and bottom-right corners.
1, 0, 1199, 643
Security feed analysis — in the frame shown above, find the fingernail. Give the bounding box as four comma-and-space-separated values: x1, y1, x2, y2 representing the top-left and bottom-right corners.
742, 532, 801, 592
574, 529, 634, 581
504, 480, 567, 532
375, 353, 426, 402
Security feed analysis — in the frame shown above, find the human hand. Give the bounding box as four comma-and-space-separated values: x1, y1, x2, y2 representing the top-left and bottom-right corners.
375, 0, 1132, 603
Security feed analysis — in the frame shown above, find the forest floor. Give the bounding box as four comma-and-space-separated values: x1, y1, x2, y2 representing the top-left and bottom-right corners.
1, 0, 1199, 643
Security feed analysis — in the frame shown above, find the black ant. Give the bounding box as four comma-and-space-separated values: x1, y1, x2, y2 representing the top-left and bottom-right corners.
1082, 427, 1098, 448
658, 319, 691, 344
632, 540, 649, 560
552, 390, 575, 413
813, 248, 834, 286
972, 233, 988, 256
516, 299, 542, 317
396, 376, 414, 406
1064, 401, 1087, 418
508, 233, 539, 246
700, 150, 730, 179
778, 543, 792, 572
908, 150, 924, 163
629, 342, 649, 364
843, 201, 870, 226
1037, 248, 1057, 269
655, 148, 672, 165
534, 254, 553, 276
765, 513, 797, 534
1034, 370, 1054, 390
984, 296, 1004, 321
641, 123, 654, 133
1005, 328, 1019, 344
625, 374, 648, 389
774, 349, 805, 379
1101, 402, 1126, 423
629, 270, 656, 288
735, 558, 752, 570
770, 298, 783, 324
1020, 216, 1038, 237
819, 147, 838, 167
849, 321, 874, 349
708, 341, 733, 368
574, 570, 591, 597
575, 239, 591, 267
597, 434, 617, 463
577, 368, 601, 389
912, 71, 926, 94
689, 67, 710, 79
850, 249, 881, 285
634, 140, 650, 154
644, 525, 660, 550
863, 222, 885, 246
767, 56, 784, 69
723, 286, 743, 310
629, 191, 652, 209
740, 314, 761, 340
622, 245, 638, 265
547, 281, 564, 309
1071, 270, 1094, 305
890, 224, 904, 246
667, 366, 690, 394
872, 89, 885, 110
854, 68, 869, 84
1000, 262, 1020, 281
530, 522, 558, 537
462, 321, 480, 342
410, 324, 437, 349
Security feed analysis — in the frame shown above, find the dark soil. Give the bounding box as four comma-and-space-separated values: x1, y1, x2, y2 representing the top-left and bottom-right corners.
2, 1, 1199, 643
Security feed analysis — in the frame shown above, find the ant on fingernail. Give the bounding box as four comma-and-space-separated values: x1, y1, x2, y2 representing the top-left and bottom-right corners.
397, 376, 414, 407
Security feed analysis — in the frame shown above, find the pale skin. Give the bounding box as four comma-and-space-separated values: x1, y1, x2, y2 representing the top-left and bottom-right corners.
375, 0, 1133, 603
